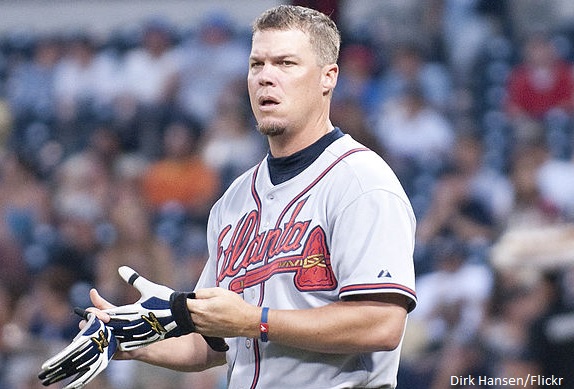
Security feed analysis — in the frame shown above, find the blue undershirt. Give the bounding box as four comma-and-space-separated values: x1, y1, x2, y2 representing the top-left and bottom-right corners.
267, 127, 344, 185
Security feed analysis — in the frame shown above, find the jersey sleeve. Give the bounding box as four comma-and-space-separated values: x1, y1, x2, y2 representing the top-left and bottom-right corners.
330, 188, 417, 312
194, 200, 222, 290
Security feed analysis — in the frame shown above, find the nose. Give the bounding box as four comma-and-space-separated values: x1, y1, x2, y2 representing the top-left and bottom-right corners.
256, 63, 276, 86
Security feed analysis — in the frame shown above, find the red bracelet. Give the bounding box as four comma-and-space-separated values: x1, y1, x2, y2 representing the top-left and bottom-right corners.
260, 307, 269, 342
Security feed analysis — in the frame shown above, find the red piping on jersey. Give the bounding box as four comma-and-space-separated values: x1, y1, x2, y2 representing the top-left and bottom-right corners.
268, 147, 370, 240
254, 147, 369, 305
339, 282, 416, 297
247, 147, 369, 389
340, 283, 417, 312
248, 161, 264, 389
215, 161, 264, 288
249, 341, 262, 389
251, 160, 264, 233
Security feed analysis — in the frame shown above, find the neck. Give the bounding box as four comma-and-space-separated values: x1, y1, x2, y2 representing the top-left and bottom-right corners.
268, 117, 334, 158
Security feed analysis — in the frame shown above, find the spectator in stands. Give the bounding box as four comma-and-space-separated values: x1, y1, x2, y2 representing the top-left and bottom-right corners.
413, 237, 493, 346
504, 141, 562, 229
333, 43, 381, 119
201, 78, 266, 190
174, 12, 250, 127
14, 265, 78, 343
526, 268, 574, 388
95, 191, 175, 306
141, 118, 220, 227
0, 152, 51, 298
5, 36, 61, 148
53, 33, 119, 154
504, 31, 574, 121
375, 40, 453, 113
53, 151, 113, 221
84, 122, 123, 173
7, 265, 103, 389
0, 151, 51, 247
480, 270, 558, 389
115, 17, 179, 157
427, 0, 510, 84
416, 133, 512, 267
330, 96, 386, 158
0, 283, 14, 388
372, 82, 455, 177
537, 149, 574, 221
49, 151, 113, 283
409, 237, 493, 389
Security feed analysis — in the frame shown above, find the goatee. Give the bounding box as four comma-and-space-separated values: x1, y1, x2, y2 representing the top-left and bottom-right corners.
257, 123, 286, 137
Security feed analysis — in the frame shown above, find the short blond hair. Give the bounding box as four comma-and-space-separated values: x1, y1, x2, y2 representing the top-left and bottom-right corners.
252, 5, 341, 66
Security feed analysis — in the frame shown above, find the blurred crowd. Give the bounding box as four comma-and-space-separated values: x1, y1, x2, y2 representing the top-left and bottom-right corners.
1, 0, 574, 388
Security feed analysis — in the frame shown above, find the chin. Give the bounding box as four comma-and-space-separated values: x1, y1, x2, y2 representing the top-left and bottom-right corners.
257, 121, 287, 136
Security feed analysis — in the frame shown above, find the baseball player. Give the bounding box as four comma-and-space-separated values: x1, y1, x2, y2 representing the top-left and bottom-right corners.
39, 5, 416, 389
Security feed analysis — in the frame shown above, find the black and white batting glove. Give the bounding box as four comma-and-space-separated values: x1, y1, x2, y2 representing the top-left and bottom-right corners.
103, 266, 228, 352
38, 312, 117, 389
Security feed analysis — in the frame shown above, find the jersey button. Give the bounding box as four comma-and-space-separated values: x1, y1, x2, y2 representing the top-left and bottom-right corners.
245, 338, 251, 349
267, 194, 274, 200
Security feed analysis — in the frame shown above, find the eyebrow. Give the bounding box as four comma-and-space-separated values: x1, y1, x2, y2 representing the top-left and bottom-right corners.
249, 53, 300, 62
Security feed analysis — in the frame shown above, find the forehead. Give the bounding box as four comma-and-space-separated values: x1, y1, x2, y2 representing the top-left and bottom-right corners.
250, 28, 313, 57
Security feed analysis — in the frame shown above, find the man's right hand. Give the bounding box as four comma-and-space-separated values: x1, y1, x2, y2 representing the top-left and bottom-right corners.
39, 312, 117, 388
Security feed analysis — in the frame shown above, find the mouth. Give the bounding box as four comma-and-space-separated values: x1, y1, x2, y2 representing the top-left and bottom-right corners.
258, 96, 280, 108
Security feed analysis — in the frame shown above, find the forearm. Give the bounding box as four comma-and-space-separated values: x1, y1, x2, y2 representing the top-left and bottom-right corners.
263, 297, 408, 354
191, 289, 408, 355
125, 333, 226, 372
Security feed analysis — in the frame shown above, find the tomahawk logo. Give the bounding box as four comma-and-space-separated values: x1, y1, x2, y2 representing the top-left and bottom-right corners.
217, 198, 337, 292
226, 226, 337, 292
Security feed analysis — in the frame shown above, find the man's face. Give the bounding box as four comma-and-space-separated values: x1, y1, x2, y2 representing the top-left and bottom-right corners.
247, 28, 326, 137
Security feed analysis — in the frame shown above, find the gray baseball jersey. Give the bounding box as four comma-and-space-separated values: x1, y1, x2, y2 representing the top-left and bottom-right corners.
196, 131, 417, 389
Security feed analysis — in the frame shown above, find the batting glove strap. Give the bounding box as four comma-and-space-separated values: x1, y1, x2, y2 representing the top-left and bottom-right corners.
168, 291, 196, 336
168, 291, 228, 352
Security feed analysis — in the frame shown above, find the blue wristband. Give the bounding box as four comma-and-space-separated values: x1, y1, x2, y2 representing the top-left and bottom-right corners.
260, 307, 269, 342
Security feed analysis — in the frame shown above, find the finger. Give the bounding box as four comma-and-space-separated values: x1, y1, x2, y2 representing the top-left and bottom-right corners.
118, 265, 140, 285
118, 266, 153, 296
89, 288, 116, 310
117, 265, 173, 299
74, 307, 89, 320
85, 308, 111, 323
193, 287, 224, 299
87, 289, 113, 323
90, 288, 115, 309
74, 308, 90, 330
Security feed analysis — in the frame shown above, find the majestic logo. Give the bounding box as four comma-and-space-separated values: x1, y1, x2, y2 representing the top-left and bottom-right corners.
217, 198, 337, 292
378, 269, 392, 278
91, 330, 109, 353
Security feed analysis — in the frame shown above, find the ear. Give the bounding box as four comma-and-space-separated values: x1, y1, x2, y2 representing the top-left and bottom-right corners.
321, 63, 339, 96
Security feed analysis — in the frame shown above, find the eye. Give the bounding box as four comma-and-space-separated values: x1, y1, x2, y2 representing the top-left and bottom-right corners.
250, 61, 264, 69
280, 60, 295, 66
